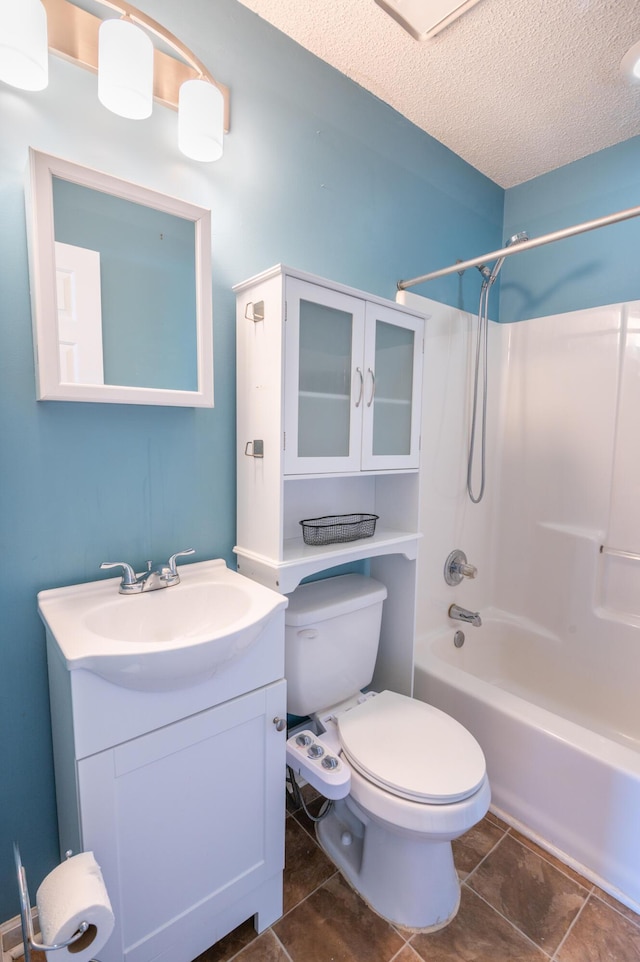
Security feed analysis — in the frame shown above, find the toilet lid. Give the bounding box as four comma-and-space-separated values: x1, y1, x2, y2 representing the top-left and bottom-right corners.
337, 690, 486, 804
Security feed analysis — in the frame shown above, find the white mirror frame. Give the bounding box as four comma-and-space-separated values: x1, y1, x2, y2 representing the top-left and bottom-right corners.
26, 148, 214, 406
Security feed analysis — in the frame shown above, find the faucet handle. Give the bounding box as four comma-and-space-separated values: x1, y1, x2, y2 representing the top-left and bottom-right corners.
444, 549, 477, 586
167, 548, 195, 576
100, 561, 137, 586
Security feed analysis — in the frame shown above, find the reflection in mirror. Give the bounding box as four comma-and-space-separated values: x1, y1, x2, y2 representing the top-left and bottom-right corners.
27, 149, 213, 406
54, 239, 104, 384
52, 179, 198, 391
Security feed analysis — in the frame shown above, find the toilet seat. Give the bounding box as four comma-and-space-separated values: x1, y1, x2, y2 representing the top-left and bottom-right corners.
337, 690, 486, 804
347, 763, 491, 837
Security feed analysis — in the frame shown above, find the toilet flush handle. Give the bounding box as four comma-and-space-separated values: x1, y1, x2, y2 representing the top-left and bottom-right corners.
297, 629, 318, 640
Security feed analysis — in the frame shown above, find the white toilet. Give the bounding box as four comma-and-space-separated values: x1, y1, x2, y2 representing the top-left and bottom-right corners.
284, 573, 490, 931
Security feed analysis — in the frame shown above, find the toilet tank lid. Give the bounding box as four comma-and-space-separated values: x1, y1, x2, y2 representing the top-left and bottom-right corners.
285, 574, 387, 627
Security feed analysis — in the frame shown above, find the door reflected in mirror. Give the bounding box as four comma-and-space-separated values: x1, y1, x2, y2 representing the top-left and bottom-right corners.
27, 149, 213, 406
54, 239, 104, 384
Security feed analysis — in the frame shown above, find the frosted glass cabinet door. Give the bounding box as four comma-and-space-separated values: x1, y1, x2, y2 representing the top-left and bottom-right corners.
284, 278, 366, 474
361, 303, 423, 470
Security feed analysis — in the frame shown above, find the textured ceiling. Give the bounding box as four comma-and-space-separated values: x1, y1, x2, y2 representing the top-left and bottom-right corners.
236, 0, 640, 188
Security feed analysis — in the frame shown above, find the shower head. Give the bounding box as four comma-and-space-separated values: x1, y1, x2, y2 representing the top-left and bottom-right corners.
475, 230, 529, 285
486, 229, 529, 284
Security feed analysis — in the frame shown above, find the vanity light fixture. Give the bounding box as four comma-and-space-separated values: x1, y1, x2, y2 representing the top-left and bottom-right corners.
0, 0, 48, 90
179, 78, 225, 163
97, 15, 154, 120
0, 0, 230, 161
621, 39, 640, 82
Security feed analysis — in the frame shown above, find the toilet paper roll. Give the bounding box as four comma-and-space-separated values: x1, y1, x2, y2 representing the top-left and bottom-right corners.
35, 852, 115, 962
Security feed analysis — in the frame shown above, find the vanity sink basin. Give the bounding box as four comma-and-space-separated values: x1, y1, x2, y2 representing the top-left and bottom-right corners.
38, 559, 287, 691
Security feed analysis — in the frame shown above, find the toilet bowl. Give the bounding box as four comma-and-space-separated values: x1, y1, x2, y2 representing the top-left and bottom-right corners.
284, 575, 490, 930
314, 689, 490, 929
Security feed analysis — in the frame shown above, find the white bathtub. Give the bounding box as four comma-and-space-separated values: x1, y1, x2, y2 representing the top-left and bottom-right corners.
413, 611, 640, 912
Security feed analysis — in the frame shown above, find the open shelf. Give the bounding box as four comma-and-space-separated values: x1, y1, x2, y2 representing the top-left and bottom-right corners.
284, 527, 420, 566
235, 528, 421, 593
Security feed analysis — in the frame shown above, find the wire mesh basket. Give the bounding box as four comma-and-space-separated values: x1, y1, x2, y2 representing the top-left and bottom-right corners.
299, 513, 378, 546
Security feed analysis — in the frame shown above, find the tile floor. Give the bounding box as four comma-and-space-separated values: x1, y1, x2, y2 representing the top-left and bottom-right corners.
195, 787, 640, 962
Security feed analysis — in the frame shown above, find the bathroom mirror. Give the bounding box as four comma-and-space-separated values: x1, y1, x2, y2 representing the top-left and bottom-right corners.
26, 148, 213, 406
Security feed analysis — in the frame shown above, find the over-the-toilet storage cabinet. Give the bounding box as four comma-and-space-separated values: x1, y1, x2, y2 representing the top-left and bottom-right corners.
234, 265, 425, 695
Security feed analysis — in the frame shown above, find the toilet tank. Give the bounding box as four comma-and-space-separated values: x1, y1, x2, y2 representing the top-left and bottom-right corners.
284, 574, 388, 717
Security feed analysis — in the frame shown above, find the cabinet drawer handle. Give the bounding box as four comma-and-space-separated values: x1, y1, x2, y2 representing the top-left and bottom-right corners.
355, 367, 364, 407
366, 368, 376, 407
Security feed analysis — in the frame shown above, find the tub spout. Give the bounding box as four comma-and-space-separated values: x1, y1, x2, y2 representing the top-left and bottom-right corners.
448, 604, 482, 628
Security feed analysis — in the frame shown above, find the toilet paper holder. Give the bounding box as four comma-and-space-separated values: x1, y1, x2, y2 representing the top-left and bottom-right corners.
14, 845, 98, 961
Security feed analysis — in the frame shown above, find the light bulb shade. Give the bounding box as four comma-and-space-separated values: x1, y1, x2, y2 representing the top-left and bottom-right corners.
0, 0, 48, 91
98, 18, 153, 119
178, 79, 224, 162
621, 39, 640, 82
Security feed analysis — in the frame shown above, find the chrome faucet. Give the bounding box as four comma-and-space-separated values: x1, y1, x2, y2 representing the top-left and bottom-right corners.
100, 549, 195, 594
448, 603, 482, 628
444, 550, 477, 586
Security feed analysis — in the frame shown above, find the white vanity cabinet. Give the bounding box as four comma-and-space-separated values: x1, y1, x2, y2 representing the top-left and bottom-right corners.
234, 265, 426, 696
45, 605, 287, 962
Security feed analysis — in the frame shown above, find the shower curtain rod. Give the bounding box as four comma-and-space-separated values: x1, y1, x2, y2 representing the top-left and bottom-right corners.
397, 203, 640, 291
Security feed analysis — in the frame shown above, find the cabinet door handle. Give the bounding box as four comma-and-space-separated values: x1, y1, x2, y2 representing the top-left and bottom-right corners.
366, 367, 376, 407
273, 716, 287, 732
354, 366, 364, 407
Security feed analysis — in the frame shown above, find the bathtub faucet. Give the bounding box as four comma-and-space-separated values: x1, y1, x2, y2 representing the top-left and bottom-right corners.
448, 604, 482, 628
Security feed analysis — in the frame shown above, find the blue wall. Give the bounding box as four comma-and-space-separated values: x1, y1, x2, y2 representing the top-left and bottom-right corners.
0, 0, 502, 918
500, 135, 640, 322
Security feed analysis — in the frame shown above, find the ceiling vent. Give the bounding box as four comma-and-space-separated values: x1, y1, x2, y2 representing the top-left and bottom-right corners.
375, 0, 484, 41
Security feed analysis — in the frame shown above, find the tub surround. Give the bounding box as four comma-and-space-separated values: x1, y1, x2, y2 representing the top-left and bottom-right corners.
404, 291, 640, 914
